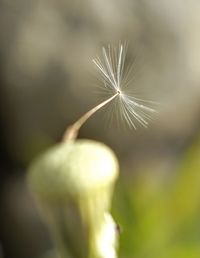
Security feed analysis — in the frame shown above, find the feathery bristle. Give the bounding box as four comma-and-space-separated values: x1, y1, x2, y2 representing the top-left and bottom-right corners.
93, 42, 157, 129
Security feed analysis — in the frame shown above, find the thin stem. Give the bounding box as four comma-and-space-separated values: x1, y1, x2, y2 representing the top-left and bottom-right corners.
63, 92, 119, 141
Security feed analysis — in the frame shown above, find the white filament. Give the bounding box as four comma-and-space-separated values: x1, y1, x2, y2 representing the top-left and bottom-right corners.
93, 42, 157, 129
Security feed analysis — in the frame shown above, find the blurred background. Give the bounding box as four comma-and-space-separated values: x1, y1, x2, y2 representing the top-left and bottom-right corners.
0, 0, 200, 257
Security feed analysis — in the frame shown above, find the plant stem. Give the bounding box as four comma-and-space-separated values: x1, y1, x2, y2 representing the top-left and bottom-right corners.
63, 92, 119, 141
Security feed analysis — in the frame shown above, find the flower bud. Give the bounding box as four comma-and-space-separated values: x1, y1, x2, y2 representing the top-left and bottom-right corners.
28, 139, 119, 258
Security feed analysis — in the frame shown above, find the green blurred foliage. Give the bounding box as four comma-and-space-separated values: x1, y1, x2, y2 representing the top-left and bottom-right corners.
113, 134, 200, 258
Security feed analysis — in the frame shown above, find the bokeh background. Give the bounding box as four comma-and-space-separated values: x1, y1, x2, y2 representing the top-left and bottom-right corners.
0, 0, 200, 258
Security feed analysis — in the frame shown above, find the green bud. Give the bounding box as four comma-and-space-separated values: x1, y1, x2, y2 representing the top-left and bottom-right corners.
28, 139, 119, 258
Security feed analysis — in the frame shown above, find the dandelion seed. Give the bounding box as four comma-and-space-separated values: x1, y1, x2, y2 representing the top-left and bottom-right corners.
92, 42, 157, 129
63, 42, 157, 141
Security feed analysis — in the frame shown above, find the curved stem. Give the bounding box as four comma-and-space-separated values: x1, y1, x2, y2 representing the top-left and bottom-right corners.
63, 92, 119, 141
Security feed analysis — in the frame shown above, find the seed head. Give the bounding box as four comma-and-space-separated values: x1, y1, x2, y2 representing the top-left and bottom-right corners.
93, 42, 157, 129
64, 42, 157, 140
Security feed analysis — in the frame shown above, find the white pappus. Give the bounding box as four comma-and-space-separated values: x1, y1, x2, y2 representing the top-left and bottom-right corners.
92, 42, 157, 129
64, 42, 157, 140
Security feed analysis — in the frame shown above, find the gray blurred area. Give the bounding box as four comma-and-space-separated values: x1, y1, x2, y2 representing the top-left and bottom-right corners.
0, 1, 200, 258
